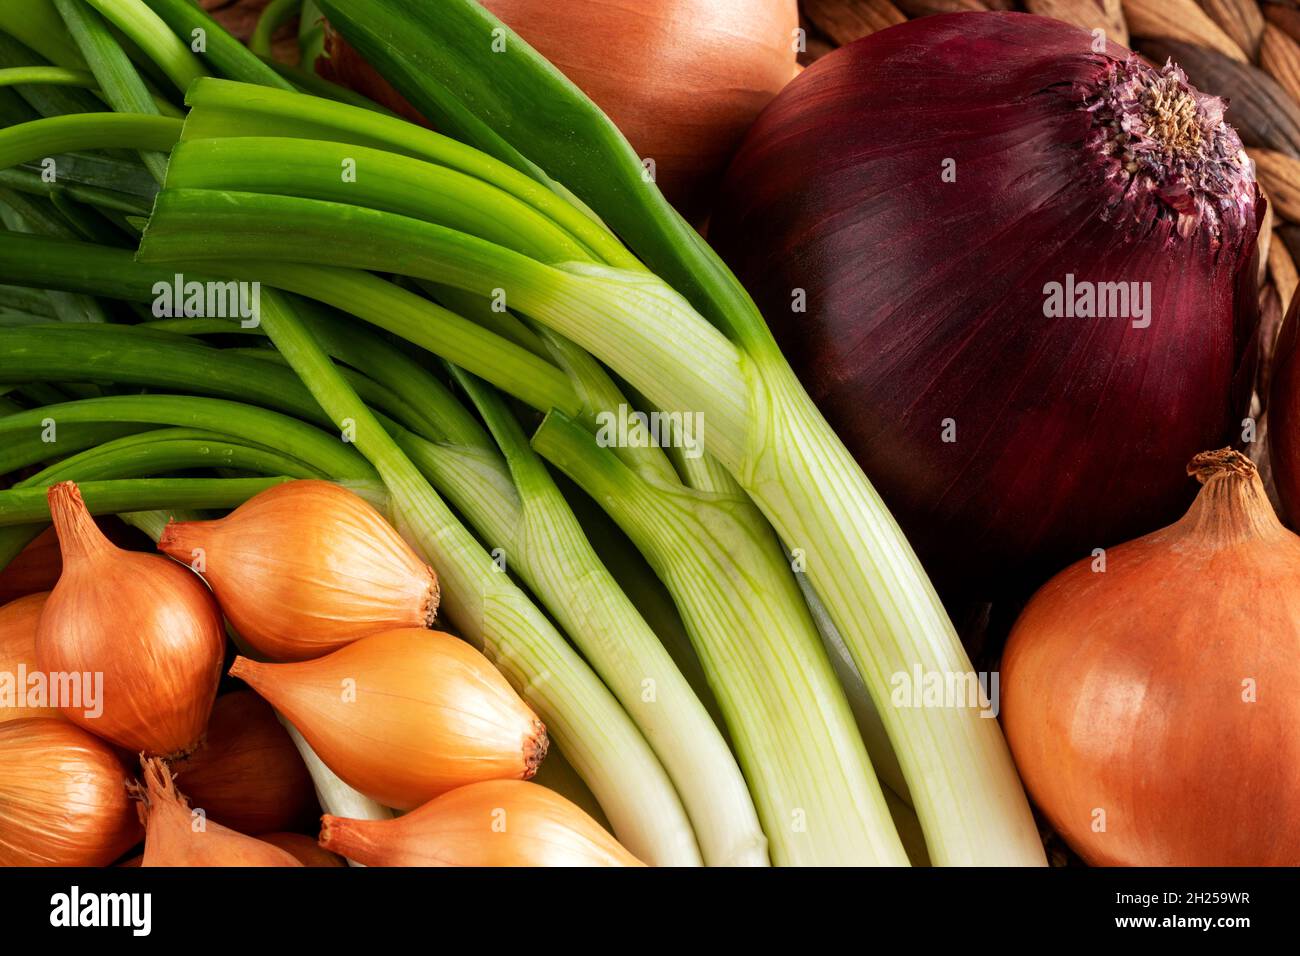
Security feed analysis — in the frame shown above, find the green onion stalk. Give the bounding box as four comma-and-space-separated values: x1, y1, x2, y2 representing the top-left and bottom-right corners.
247, 287, 704, 866
51, 0, 169, 182
0, 244, 763, 865
0, 241, 717, 863
0, 0, 1046, 864
314, 0, 1045, 866
0, 222, 899, 862
134, 73, 1040, 864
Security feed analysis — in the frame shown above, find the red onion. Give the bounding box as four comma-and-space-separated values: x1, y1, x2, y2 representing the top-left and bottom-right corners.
711, 12, 1262, 591
1268, 293, 1300, 523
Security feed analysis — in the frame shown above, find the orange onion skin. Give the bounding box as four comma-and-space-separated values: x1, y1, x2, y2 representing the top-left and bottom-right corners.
231, 628, 547, 811
320, 0, 798, 218
172, 691, 318, 835
319, 780, 644, 867
0, 593, 59, 723
158, 480, 438, 662
0, 718, 141, 866
36, 482, 224, 756
261, 831, 346, 867
1002, 451, 1300, 865
135, 758, 303, 867
711, 13, 1262, 593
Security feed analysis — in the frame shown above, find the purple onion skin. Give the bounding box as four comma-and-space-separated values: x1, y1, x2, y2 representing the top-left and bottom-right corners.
1269, 294, 1300, 525
712, 12, 1262, 593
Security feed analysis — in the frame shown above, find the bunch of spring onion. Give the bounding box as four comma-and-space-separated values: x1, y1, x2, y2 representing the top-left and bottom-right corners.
0, 0, 1044, 866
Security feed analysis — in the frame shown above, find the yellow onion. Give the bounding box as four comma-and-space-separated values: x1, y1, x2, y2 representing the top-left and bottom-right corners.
231, 628, 547, 810
0, 718, 141, 866
133, 757, 302, 867
159, 480, 438, 662
0, 593, 59, 723
319, 780, 644, 867
260, 831, 347, 867
1002, 450, 1300, 865
172, 690, 318, 835
319, 0, 798, 218
36, 482, 224, 756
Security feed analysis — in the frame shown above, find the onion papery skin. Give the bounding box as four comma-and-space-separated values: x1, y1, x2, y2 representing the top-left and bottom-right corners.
319, 780, 644, 867
0, 718, 141, 866
231, 628, 548, 811
0, 593, 59, 723
36, 482, 224, 756
260, 831, 346, 867
320, 0, 798, 218
159, 480, 438, 662
135, 758, 303, 867
1267, 292, 1300, 524
712, 12, 1262, 592
172, 691, 318, 835
1002, 451, 1300, 866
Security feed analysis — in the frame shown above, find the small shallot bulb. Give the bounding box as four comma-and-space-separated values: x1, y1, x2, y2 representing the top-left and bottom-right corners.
0, 718, 141, 866
132, 757, 302, 867
36, 482, 224, 756
158, 480, 438, 661
319, 780, 644, 867
0, 593, 59, 722
1003, 450, 1300, 866
230, 628, 547, 810
172, 690, 318, 835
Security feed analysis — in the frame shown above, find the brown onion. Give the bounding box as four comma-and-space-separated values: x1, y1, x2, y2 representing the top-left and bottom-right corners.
159, 480, 438, 662
0, 718, 141, 866
231, 628, 547, 811
172, 690, 318, 835
0, 593, 59, 723
319, 780, 644, 867
133, 757, 302, 867
0, 528, 60, 605
1002, 450, 1300, 865
36, 482, 224, 756
260, 831, 346, 867
319, 0, 798, 218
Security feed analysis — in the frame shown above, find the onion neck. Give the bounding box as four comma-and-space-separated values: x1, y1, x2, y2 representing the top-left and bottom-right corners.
1179, 449, 1286, 545
1080, 56, 1256, 243
47, 481, 113, 562
317, 815, 380, 865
